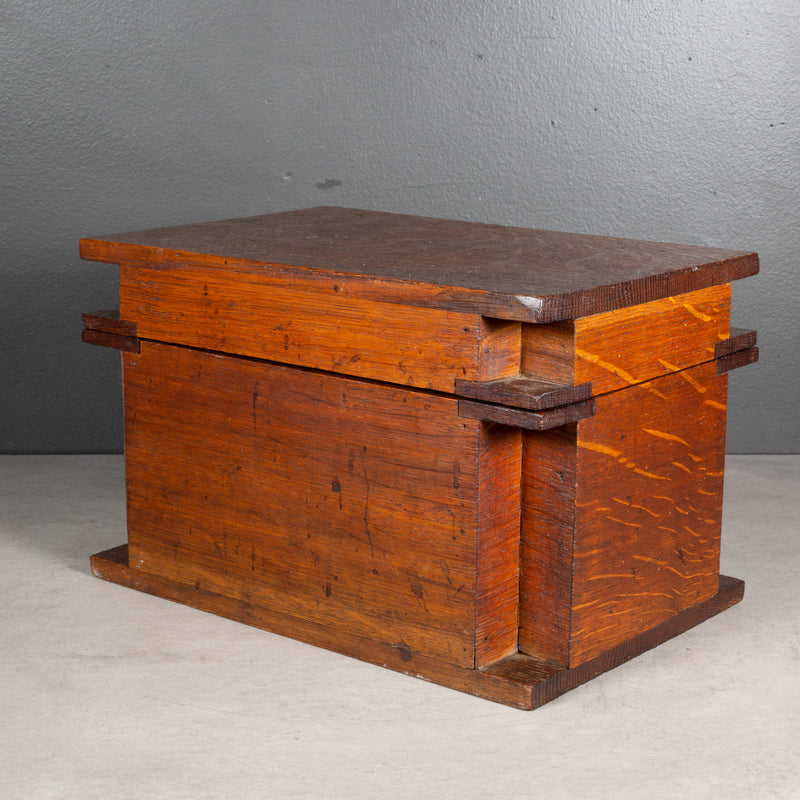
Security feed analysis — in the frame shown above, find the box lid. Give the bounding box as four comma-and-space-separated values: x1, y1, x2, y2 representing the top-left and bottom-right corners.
80, 206, 758, 324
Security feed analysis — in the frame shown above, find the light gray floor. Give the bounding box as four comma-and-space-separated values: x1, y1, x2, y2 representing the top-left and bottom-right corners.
1, 455, 798, 800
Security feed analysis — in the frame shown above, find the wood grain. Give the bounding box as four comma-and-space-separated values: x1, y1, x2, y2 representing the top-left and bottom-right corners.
454, 375, 592, 410
474, 423, 521, 667
715, 327, 757, 358
81, 328, 140, 353
80, 206, 759, 323
569, 359, 728, 665
520, 285, 732, 394
518, 425, 577, 665
119, 264, 511, 393
82, 309, 137, 337
122, 339, 523, 669
716, 347, 759, 374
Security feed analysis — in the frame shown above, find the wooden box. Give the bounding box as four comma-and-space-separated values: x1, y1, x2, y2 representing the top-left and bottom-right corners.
81, 207, 758, 709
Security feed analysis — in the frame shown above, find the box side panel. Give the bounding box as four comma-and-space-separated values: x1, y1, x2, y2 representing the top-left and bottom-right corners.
573, 285, 731, 395
569, 360, 728, 666
474, 423, 522, 667
119, 264, 493, 393
123, 341, 481, 668
518, 285, 730, 393
518, 426, 577, 666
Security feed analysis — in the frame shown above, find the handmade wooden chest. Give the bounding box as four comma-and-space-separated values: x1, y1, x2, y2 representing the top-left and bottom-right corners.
81, 207, 758, 709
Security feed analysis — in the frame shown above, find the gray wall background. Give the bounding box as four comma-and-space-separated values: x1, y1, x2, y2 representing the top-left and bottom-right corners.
2, 0, 797, 453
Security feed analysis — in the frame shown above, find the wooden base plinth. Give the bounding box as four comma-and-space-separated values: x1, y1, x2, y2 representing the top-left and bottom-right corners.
90, 544, 744, 710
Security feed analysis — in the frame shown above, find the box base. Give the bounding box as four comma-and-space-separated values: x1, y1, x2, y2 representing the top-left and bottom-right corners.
90, 544, 743, 710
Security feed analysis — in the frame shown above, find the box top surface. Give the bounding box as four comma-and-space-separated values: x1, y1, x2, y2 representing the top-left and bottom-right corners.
80, 206, 758, 323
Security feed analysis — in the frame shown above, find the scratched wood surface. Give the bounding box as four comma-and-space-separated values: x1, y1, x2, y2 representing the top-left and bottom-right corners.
123, 340, 522, 669
81, 206, 758, 323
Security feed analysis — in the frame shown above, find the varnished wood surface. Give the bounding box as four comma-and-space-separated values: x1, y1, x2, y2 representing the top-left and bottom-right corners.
117, 264, 518, 394
570, 359, 728, 665
80, 206, 759, 323
89, 543, 744, 710
122, 339, 529, 669
519, 285, 732, 395
519, 360, 730, 668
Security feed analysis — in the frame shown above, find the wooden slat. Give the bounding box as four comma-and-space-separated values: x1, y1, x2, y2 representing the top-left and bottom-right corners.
82, 309, 137, 337
90, 544, 744, 710
715, 327, 757, 358
717, 346, 759, 374
454, 375, 592, 410
80, 206, 759, 323
81, 328, 140, 353
474, 424, 521, 667
518, 426, 577, 665
458, 398, 596, 431
119, 264, 498, 394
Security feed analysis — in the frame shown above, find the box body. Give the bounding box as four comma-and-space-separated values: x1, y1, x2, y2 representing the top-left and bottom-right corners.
81, 207, 758, 707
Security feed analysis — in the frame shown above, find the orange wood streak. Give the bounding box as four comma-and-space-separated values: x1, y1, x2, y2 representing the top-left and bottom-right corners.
124, 340, 484, 668
573, 285, 731, 395
570, 360, 728, 666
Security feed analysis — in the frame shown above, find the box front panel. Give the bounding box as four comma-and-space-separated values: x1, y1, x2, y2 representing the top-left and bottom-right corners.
123, 341, 490, 667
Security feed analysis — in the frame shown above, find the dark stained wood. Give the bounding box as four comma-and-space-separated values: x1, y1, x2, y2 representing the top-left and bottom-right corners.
80, 206, 759, 323
454, 375, 592, 410
81, 328, 140, 353
458, 398, 596, 431
89, 543, 744, 710
717, 346, 759, 374
715, 327, 757, 358
82, 309, 138, 337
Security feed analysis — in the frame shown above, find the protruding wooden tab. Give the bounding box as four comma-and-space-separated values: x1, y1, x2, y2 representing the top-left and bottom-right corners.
82, 309, 139, 352
82, 309, 138, 337
81, 329, 140, 352
458, 398, 595, 431
717, 346, 759, 374
454, 376, 592, 410
715, 327, 757, 359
